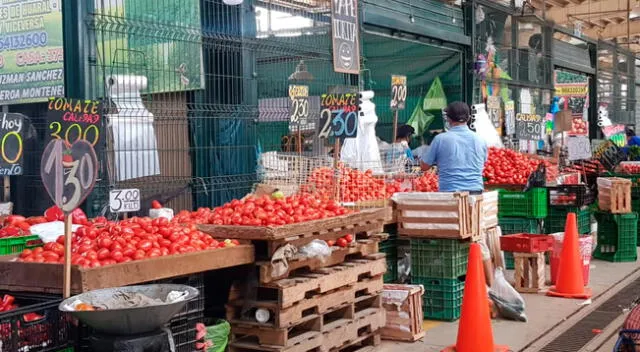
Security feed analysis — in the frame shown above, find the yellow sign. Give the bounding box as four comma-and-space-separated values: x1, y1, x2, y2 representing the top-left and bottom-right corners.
555, 84, 588, 97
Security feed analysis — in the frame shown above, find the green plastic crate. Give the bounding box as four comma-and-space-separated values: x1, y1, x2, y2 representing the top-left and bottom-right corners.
56, 348, 74, 352
0, 235, 42, 256
498, 188, 548, 219
545, 206, 591, 235
499, 217, 541, 235
380, 239, 398, 283
410, 239, 469, 279
593, 212, 638, 262
412, 276, 464, 321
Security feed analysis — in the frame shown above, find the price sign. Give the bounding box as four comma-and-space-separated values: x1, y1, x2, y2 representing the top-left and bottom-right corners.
515, 113, 543, 140
486, 96, 502, 134
567, 136, 592, 161
47, 97, 103, 152
109, 188, 141, 213
288, 85, 309, 126
593, 140, 625, 171
390, 75, 407, 111
0, 113, 28, 175
318, 92, 358, 140
504, 101, 515, 135
41, 139, 98, 213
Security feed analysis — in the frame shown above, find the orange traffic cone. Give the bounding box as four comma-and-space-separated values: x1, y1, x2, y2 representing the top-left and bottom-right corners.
547, 212, 592, 299
442, 243, 509, 352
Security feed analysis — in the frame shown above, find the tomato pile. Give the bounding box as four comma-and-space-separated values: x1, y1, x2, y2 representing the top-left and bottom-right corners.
620, 163, 640, 174
18, 217, 239, 268
483, 147, 555, 185
307, 166, 388, 202
326, 234, 353, 248
0, 294, 16, 312
571, 118, 588, 135
413, 172, 439, 192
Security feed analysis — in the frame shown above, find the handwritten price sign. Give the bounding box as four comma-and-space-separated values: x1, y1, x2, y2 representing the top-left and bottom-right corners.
47, 97, 103, 152
390, 75, 407, 111
515, 113, 543, 140
288, 85, 309, 126
593, 140, 625, 171
0, 113, 28, 175
318, 92, 358, 140
567, 135, 592, 161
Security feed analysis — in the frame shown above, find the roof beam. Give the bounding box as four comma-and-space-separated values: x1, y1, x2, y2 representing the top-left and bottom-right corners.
583, 19, 640, 39
542, 0, 630, 24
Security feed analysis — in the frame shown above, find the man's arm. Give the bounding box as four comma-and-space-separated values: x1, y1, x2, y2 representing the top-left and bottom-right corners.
420, 138, 439, 171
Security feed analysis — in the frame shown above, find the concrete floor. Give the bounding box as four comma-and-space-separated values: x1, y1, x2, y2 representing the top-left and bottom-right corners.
378, 256, 640, 352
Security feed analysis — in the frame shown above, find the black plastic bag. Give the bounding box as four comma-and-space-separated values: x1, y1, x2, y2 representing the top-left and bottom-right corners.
523, 162, 546, 192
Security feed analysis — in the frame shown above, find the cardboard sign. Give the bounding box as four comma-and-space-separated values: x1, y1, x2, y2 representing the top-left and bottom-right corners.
504, 101, 515, 135
318, 92, 358, 140
0, 113, 28, 176
515, 113, 543, 140
486, 96, 502, 134
567, 135, 592, 161
331, 0, 360, 74
390, 75, 407, 111
41, 139, 98, 213
47, 97, 103, 152
109, 188, 141, 213
592, 140, 625, 171
288, 85, 309, 127
554, 110, 573, 132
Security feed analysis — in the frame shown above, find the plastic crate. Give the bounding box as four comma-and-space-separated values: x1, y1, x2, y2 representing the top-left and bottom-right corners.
504, 251, 514, 269
545, 206, 591, 235
499, 218, 541, 235
410, 239, 469, 279
500, 234, 554, 253
593, 212, 638, 262
498, 188, 548, 219
547, 185, 595, 207
380, 239, 398, 283
412, 276, 464, 321
0, 292, 72, 352
0, 235, 42, 255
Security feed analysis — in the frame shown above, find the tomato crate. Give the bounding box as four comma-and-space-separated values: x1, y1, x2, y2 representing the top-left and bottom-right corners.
547, 185, 595, 207
498, 188, 548, 219
410, 239, 469, 279
0, 234, 42, 256
500, 234, 554, 253
498, 218, 541, 235
545, 206, 591, 235
0, 292, 73, 352
412, 276, 464, 321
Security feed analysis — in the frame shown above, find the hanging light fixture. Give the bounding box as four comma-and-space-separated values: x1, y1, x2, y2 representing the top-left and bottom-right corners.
288, 60, 314, 82
223, 0, 243, 6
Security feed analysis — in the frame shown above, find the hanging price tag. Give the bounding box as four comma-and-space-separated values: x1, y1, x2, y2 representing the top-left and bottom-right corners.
515, 113, 543, 140
390, 75, 407, 111
567, 135, 592, 161
318, 92, 358, 140
593, 140, 625, 171
109, 188, 141, 213
40, 139, 98, 213
288, 85, 309, 126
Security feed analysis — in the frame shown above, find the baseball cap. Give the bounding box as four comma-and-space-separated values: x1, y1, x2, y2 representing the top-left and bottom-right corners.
444, 101, 470, 122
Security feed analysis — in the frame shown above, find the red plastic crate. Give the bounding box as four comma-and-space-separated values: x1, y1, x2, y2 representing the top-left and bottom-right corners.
500, 234, 554, 253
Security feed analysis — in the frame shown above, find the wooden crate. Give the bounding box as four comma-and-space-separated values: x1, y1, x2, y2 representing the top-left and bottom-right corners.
0, 245, 254, 294
199, 208, 386, 258
227, 277, 383, 329
485, 227, 504, 270
395, 192, 478, 240
380, 284, 425, 342
513, 252, 546, 293
598, 177, 632, 214
258, 239, 382, 284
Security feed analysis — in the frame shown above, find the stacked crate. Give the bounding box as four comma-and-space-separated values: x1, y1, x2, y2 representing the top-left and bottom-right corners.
380, 224, 398, 283
225, 211, 388, 352
607, 172, 640, 244
595, 177, 638, 262
394, 192, 493, 321
497, 188, 548, 269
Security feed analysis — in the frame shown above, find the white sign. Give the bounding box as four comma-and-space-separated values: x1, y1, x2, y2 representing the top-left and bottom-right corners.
567, 136, 592, 161
109, 188, 141, 213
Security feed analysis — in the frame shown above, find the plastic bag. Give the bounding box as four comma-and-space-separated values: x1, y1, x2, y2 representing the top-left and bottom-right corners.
488, 267, 527, 322
471, 104, 503, 148
298, 240, 332, 259
523, 162, 546, 192
407, 105, 435, 138
423, 77, 447, 111
205, 320, 230, 352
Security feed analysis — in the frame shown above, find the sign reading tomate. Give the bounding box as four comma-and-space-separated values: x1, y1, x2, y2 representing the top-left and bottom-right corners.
47, 97, 103, 151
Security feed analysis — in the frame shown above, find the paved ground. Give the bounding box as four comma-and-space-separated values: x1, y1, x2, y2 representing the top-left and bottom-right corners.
377, 254, 640, 352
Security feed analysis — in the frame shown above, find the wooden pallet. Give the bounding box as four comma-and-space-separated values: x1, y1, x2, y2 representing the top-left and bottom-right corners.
333, 333, 381, 352
227, 277, 384, 328
321, 308, 386, 351
231, 313, 323, 346
258, 240, 381, 284
260, 255, 386, 308
598, 177, 632, 214
513, 252, 546, 293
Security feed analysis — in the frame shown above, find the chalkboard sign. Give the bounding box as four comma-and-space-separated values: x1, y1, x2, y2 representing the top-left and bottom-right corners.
41, 139, 98, 213
0, 113, 28, 175
592, 140, 626, 171
515, 113, 543, 140
390, 75, 407, 111
567, 135, 592, 161
47, 97, 103, 152
318, 92, 358, 140
331, 0, 360, 74
288, 85, 309, 127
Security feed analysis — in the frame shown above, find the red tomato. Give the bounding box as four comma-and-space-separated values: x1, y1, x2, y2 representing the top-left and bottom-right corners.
336, 238, 348, 248
151, 200, 163, 209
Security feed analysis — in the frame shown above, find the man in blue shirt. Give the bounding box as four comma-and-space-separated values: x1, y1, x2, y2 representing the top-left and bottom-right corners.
420, 101, 488, 193
623, 127, 640, 157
